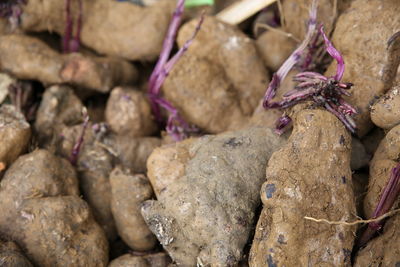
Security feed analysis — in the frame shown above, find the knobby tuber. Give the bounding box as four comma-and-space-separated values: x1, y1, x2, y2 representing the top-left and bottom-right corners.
58, 123, 117, 240
256, 29, 297, 72
141, 127, 285, 266
354, 214, 400, 266
0, 238, 33, 267
105, 87, 157, 137
108, 252, 171, 267
146, 138, 195, 197
371, 84, 400, 130
35, 85, 84, 145
17, 196, 109, 267
249, 109, 356, 267
0, 104, 30, 169
363, 124, 400, 218
325, 0, 400, 136
104, 135, 162, 174
20, 0, 176, 60
110, 167, 157, 251
0, 149, 108, 266
163, 16, 269, 133
0, 34, 138, 93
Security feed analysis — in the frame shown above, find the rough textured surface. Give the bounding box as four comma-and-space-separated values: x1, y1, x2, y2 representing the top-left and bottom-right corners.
0, 239, 33, 267
354, 214, 400, 267
325, 0, 400, 136
105, 87, 157, 137
0, 34, 137, 92
364, 124, 400, 218
0, 105, 31, 168
163, 16, 269, 133
146, 138, 196, 197
249, 109, 356, 267
141, 127, 285, 266
256, 29, 297, 72
281, 0, 346, 39
110, 167, 156, 251
17, 196, 109, 267
108, 253, 171, 267
105, 135, 161, 174
20, 0, 175, 61
371, 84, 400, 130
35, 85, 84, 144
57, 123, 117, 240
0, 150, 79, 237
0, 150, 108, 266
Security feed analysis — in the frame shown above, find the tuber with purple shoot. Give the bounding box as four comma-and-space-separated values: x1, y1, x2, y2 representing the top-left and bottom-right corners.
357, 162, 400, 248
69, 108, 89, 166
262, 0, 357, 134
63, 0, 83, 53
148, 0, 204, 141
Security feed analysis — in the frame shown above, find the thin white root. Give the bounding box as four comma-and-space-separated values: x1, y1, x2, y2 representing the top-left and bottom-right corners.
304, 208, 400, 226
216, 0, 277, 25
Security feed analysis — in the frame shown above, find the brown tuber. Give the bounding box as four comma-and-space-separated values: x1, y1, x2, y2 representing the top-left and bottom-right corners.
0, 104, 31, 169
141, 127, 285, 266
163, 16, 269, 133
249, 109, 356, 267
105, 87, 157, 137
110, 167, 157, 251
0, 34, 138, 93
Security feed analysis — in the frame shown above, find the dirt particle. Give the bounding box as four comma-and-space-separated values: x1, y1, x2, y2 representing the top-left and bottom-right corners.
267, 255, 277, 267
277, 235, 286, 244
265, 184, 276, 199
339, 135, 345, 145
223, 137, 243, 148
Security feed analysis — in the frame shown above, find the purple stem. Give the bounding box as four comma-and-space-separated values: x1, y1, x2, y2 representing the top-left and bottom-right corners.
63, 0, 73, 53
320, 25, 344, 80
63, 0, 82, 53
275, 115, 292, 135
148, 0, 185, 94
147, 0, 204, 141
263, 0, 318, 108
357, 163, 400, 248
69, 110, 89, 166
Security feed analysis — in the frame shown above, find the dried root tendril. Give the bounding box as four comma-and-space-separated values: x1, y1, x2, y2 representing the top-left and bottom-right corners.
148, 0, 204, 141
262, 0, 357, 134
304, 208, 400, 226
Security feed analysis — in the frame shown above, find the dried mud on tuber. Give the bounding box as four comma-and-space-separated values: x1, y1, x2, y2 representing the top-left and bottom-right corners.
0, 0, 399, 266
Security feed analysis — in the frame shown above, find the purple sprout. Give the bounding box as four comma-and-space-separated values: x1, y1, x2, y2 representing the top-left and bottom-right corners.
63, 0, 83, 53
263, 0, 357, 134
148, 0, 204, 141
8, 81, 38, 121
357, 163, 400, 248
69, 108, 89, 166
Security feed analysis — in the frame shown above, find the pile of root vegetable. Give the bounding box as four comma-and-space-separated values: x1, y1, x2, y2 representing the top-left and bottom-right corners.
0, 0, 400, 266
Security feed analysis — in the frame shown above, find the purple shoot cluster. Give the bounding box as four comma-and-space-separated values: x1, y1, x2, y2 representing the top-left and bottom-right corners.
69, 108, 89, 166
357, 162, 400, 248
263, 0, 357, 134
148, 0, 204, 141
63, 0, 83, 53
